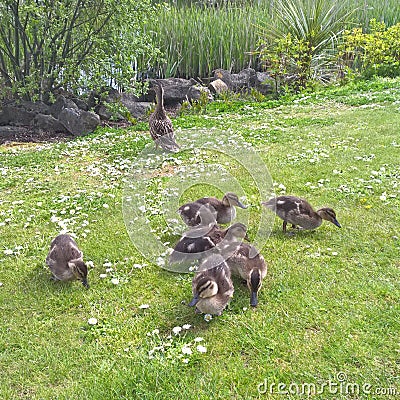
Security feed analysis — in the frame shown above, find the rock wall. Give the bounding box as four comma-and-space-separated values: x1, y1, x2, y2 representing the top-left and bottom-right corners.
0, 68, 273, 139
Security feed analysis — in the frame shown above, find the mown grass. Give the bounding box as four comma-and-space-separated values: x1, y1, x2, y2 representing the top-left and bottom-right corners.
1, 77, 399, 399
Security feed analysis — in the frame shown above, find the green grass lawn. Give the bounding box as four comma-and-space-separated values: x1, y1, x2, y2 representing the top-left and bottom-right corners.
1, 78, 399, 399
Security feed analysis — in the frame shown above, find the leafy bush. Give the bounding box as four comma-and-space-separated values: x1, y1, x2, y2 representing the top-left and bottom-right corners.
340, 19, 400, 78
256, 0, 354, 93
0, 0, 160, 102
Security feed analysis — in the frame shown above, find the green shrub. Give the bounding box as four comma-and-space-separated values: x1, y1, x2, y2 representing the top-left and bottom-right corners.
340, 19, 400, 78
256, 0, 353, 93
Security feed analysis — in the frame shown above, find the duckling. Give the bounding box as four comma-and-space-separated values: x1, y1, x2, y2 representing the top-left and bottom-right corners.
178, 202, 218, 231
179, 192, 248, 226
225, 243, 267, 307
149, 81, 180, 153
169, 221, 249, 267
262, 195, 341, 233
169, 204, 218, 266
188, 254, 234, 316
45, 234, 89, 288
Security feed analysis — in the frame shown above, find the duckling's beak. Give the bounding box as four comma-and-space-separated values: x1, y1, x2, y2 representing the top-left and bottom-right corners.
332, 219, 341, 228
250, 291, 258, 307
188, 294, 200, 307
82, 279, 89, 289
237, 201, 248, 209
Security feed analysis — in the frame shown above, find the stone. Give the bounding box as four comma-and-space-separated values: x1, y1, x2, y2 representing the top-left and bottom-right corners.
95, 104, 113, 121
255, 72, 274, 94
231, 68, 257, 90
119, 92, 153, 119
0, 103, 36, 126
50, 95, 78, 118
149, 78, 198, 104
30, 113, 68, 133
19, 100, 50, 115
0, 125, 31, 143
123, 101, 153, 120
208, 79, 229, 95
58, 108, 100, 136
187, 85, 213, 102
213, 69, 234, 89
71, 97, 89, 111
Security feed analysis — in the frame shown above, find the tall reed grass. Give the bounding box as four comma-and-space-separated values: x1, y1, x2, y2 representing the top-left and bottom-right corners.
147, 3, 271, 78
146, 0, 399, 79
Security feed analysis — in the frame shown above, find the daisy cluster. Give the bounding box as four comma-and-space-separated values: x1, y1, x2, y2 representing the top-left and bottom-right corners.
146, 325, 207, 364
336, 165, 399, 205
299, 245, 340, 259
98, 258, 144, 285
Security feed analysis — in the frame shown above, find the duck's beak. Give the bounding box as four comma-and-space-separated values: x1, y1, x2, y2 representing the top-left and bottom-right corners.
237, 201, 248, 209
333, 219, 341, 228
244, 233, 250, 242
82, 279, 89, 288
250, 291, 258, 307
188, 294, 200, 307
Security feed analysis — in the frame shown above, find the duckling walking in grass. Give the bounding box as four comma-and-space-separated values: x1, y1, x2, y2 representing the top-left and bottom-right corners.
149, 81, 180, 153
262, 195, 341, 233
225, 243, 267, 307
179, 192, 247, 226
45, 234, 89, 288
189, 254, 234, 316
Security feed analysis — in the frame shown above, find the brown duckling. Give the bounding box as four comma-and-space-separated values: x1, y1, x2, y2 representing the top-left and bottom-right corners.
262, 195, 341, 233
179, 192, 247, 226
169, 222, 249, 267
45, 234, 89, 288
188, 254, 234, 316
149, 81, 180, 153
224, 243, 267, 307
178, 201, 217, 228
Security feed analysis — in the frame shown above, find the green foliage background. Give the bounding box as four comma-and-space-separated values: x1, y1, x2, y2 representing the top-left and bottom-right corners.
0, 0, 159, 101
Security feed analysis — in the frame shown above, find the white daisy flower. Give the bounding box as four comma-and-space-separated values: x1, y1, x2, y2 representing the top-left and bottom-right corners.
172, 326, 182, 335
204, 314, 213, 322
88, 318, 98, 325
196, 345, 207, 353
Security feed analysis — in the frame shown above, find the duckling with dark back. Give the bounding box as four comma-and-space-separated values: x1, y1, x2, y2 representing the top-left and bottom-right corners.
45, 234, 89, 288
262, 195, 341, 233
